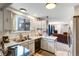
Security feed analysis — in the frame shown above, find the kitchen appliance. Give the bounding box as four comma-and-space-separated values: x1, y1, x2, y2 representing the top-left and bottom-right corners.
7, 44, 30, 56
2, 36, 9, 43
35, 38, 41, 52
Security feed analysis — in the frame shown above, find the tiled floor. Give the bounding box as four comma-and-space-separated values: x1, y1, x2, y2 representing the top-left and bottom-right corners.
33, 50, 55, 56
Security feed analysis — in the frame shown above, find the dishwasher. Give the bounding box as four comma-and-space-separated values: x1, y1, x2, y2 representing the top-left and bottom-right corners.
35, 38, 41, 52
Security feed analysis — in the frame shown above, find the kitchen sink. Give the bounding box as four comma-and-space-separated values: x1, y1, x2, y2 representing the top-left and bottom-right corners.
13, 37, 32, 42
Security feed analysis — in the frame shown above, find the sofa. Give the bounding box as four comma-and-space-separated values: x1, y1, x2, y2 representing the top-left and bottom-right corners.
53, 32, 70, 44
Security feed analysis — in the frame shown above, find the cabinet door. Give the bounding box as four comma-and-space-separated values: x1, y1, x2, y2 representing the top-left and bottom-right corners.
41, 38, 48, 51
47, 39, 55, 53
29, 41, 35, 54
0, 11, 3, 32
4, 9, 12, 31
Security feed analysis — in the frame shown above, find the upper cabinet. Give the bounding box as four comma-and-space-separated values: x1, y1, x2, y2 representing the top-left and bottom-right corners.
0, 10, 3, 32
3, 9, 12, 32
2, 9, 47, 32
30, 19, 47, 31
0, 9, 13, 33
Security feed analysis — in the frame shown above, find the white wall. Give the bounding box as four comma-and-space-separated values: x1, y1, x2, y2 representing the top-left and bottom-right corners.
49, 22, 70, 34
48, 6, 74, 23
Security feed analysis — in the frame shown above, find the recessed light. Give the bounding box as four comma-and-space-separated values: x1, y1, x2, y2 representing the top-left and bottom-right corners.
45, 3, 56, 9
20, 8, 27, 12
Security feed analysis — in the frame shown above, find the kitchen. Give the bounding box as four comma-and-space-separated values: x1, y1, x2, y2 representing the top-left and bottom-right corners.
0, 3, 76, 56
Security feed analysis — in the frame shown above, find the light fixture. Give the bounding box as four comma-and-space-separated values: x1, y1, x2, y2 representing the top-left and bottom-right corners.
45, 3, 56, 9
20, 8, 27, 12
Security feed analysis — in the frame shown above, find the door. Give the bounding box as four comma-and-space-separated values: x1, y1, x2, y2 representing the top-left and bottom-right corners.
73, 16, 79, 56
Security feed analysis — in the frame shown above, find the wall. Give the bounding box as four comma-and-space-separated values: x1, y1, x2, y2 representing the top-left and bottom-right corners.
49, 22, 70, 34
48, 6, 74, 23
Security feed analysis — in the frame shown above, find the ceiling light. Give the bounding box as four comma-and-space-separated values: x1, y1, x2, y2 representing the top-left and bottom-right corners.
45, 3, 56, 9
20, 8, 27, 12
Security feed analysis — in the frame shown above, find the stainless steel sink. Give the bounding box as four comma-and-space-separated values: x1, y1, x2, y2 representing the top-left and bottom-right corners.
13, 37, 32, 42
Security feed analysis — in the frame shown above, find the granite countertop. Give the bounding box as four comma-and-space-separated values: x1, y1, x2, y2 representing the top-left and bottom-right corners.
4, 36, 42, 48
4, 35, 57, 48
42, 35, 57, 40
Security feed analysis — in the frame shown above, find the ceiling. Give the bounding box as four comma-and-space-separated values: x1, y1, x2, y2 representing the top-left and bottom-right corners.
0, 3, 6, 8
9, 3, 79, 22
0, 3, 11, 9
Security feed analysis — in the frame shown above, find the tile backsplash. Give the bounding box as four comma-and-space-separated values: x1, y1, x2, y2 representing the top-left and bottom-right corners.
4, 30, 42, 40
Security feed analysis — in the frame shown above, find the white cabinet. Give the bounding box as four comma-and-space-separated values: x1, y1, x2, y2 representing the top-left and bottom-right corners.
41, 38, 48, 51
3, 9, 12, 32
0, 9, 13, 32
47, 39, 55, 53
21, 40, 35, 55
30, 20, 47, 31
41, 37, 55, 53
0, 11, 3, 32
28, 40, 35, 55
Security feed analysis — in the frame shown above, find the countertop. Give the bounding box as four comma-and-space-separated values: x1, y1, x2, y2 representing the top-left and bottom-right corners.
4, 36, 42, 48
42, 35, 57, 40
4, 35, 57, 48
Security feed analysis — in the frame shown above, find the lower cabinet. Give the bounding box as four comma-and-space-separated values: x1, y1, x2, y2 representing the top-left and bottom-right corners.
41, 38, 48, 51
47, 39, 55, 53
41, 38, 55, 53
28, 40, 35, 55
21, 40, 35, 55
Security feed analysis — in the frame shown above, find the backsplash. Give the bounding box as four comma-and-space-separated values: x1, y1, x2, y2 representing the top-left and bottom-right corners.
3, 30, 42, 40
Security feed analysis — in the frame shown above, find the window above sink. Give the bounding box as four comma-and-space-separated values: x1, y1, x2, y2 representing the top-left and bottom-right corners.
12, 14, 31, 32
15, 15, 30, 31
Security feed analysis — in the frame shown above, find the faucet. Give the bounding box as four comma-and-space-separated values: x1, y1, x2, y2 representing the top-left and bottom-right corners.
27, 35, 29, 40
19, 33, 23, 40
